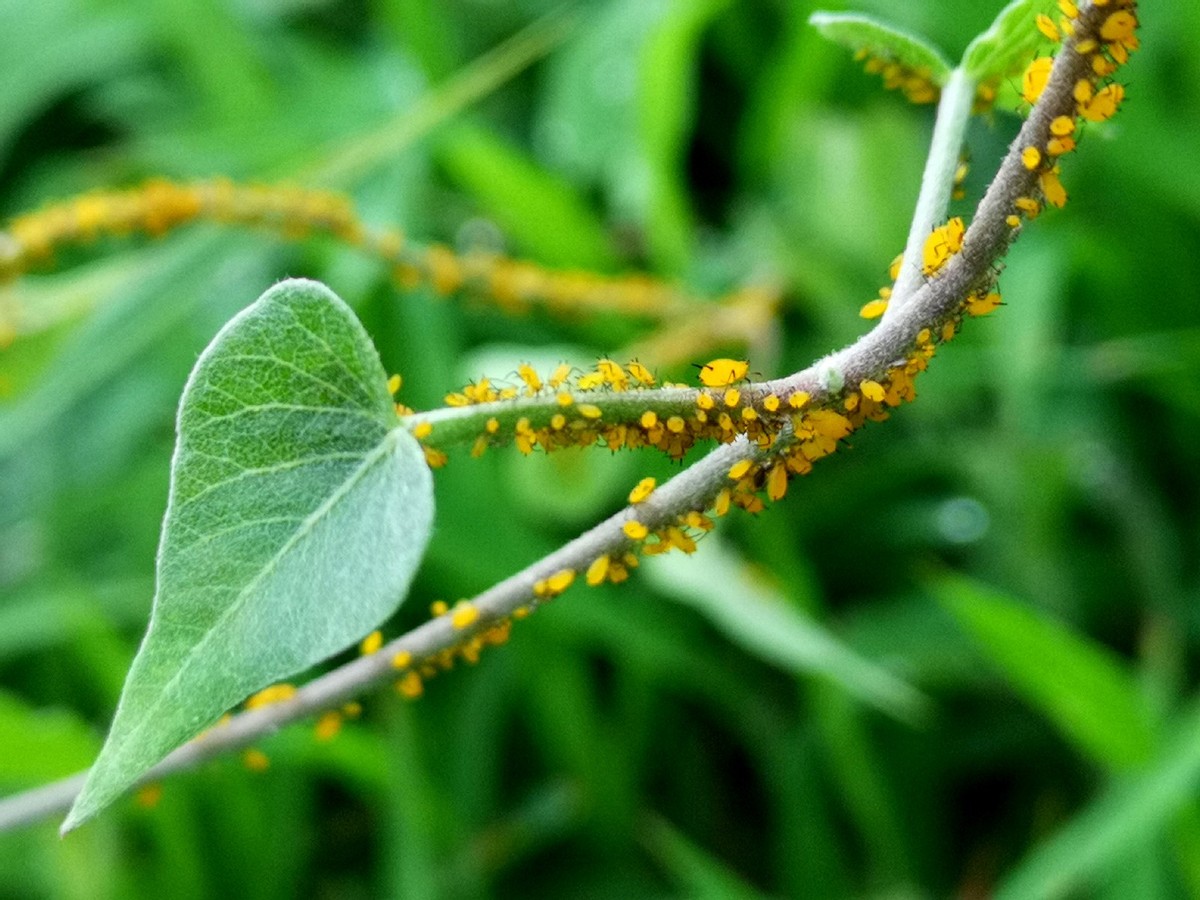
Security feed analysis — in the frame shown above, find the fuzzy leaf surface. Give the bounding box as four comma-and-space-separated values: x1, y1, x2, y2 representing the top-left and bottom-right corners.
63, 278, 433, 831
963, 0, 1058, 84
808, 12, 952, 87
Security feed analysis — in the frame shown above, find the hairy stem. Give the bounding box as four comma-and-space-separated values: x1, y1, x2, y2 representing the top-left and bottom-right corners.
885, 66, 976, 321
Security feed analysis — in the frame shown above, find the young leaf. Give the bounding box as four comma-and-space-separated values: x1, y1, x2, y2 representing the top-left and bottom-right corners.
62, 278, 434, 832
808, 12, 952, 88
962, 0, 1057, 84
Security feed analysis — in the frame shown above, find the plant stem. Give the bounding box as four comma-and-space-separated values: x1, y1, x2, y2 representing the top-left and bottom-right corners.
884, 66, 976, 323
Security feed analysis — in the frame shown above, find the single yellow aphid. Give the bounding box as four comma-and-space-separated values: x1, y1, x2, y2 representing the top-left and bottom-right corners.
517, 363, 542, 393
430, 599, 449, 617
387, 374, 403, 395
640, 410, 658, 429
451, 601, 480, 630
396, 671, 423, 699
1040, 169, 1068, 208
762, 394, 781, 412
728, 459, 753, 480
860, 298, 889, 319
1035, 13, 1060, 41
966, 292, 1003, 316
578, 404, 603, 419
860, 380, 886, 402
714, 489, 732, 517
314, 711, 343, 742
766, 463, 788, 502
360, 630, 383, 655
1006, 214, 1022, 228
546, 569, 576, 594
723, 388, 741, 408
1021, 57, 1054, 104
548, 363, 572, 389
585, 555, 610, 586
1050, 115, 1076, 137
1021, 146, 1042, 170
1047, 136, 1076, 157
391, 650, 413, 669
243, 749, 270, 772
696, 392, 715, 410
1100, 10, 1137, 42
788, 391, 810, 409
628, 361, 656, 386
1058, 0, 1078, 18
413, 421, 433, 440
623, 520, 649, 540
629, 476, 657, 504
698, 358, 749, 387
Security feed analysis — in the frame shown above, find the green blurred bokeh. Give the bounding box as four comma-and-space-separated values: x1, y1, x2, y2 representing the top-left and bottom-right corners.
1, 0, 1196, 897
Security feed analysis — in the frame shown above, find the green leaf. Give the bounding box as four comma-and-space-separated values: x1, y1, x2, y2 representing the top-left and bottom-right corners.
643, 539, 931, 723
962, 0, 1057, 84
936, 576, 1159, 770
808, 12, 952, 88
62, 279, 434, 832
997, 698, 1200, 900
0, 691, 100, 788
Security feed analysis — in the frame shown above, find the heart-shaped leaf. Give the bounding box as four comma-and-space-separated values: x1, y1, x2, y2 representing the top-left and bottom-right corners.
63, 278, 434, 831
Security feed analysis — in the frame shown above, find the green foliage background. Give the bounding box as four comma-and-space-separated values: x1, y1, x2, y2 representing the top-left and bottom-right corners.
0, 0, 1195, 897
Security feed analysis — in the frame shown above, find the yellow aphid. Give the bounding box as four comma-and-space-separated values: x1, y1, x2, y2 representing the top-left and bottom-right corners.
546, 569, 576, 594
698, 358, 749, 387
243, 749, 270, 772
762, 395, 781, 412
1058, 0, 1078, 17
713, 489, 732, 517
1047, 136, 1076, 157
1092, 55, 1118, 78
1074, 79, 1094, 104
1040, 169, 1068, 208
1015, 197, 1042, 218
443, 392, 468, 407
396, 671, 423, 699
640, 410, 658, 429
387, 374, 403, 395
1079, 83, 1124, 122
578, 404, 603, 419
1050, 116, 1076, 136
1021, 57, 1054, 105
766, 463, 788, 502
1006, 214, 1021, 228
314, 711, 343, 742
788, 391, 810, 409
360, 630, 384, 655
888, 253, 904, 281
548, 363, 572, 389
451, 601, 480, 630
629, 477, 657, 504
576, 371, 605, 391
1100, 10, 1137, 42
922, 217, 965, 275
245, 683, 296, 709
1074, 38, 1098, 55
966, 292, 1003, 316
728, 459, 753, 480
517, 363, 542, 393
1036, 14, 1060, 41
1021, 146, 1042, 170
696, 392, 715, 410
723, 388, 741, 408
844, 393, 860, 412
628, 361, 656, 386
860, 298, 889, 319
557, 392, 574, 407
430, 599, 449, 617
585, 555, 610, 586
623, 520, 649, 540
391, 650, 412, 669
666, 415, 686, 433
860, 380, 886, 402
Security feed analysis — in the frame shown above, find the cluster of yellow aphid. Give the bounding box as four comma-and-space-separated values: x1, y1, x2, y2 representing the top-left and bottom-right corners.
0, 177, 738, 322
853, 51, 1000, 111
1016, 0, 1138, 221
